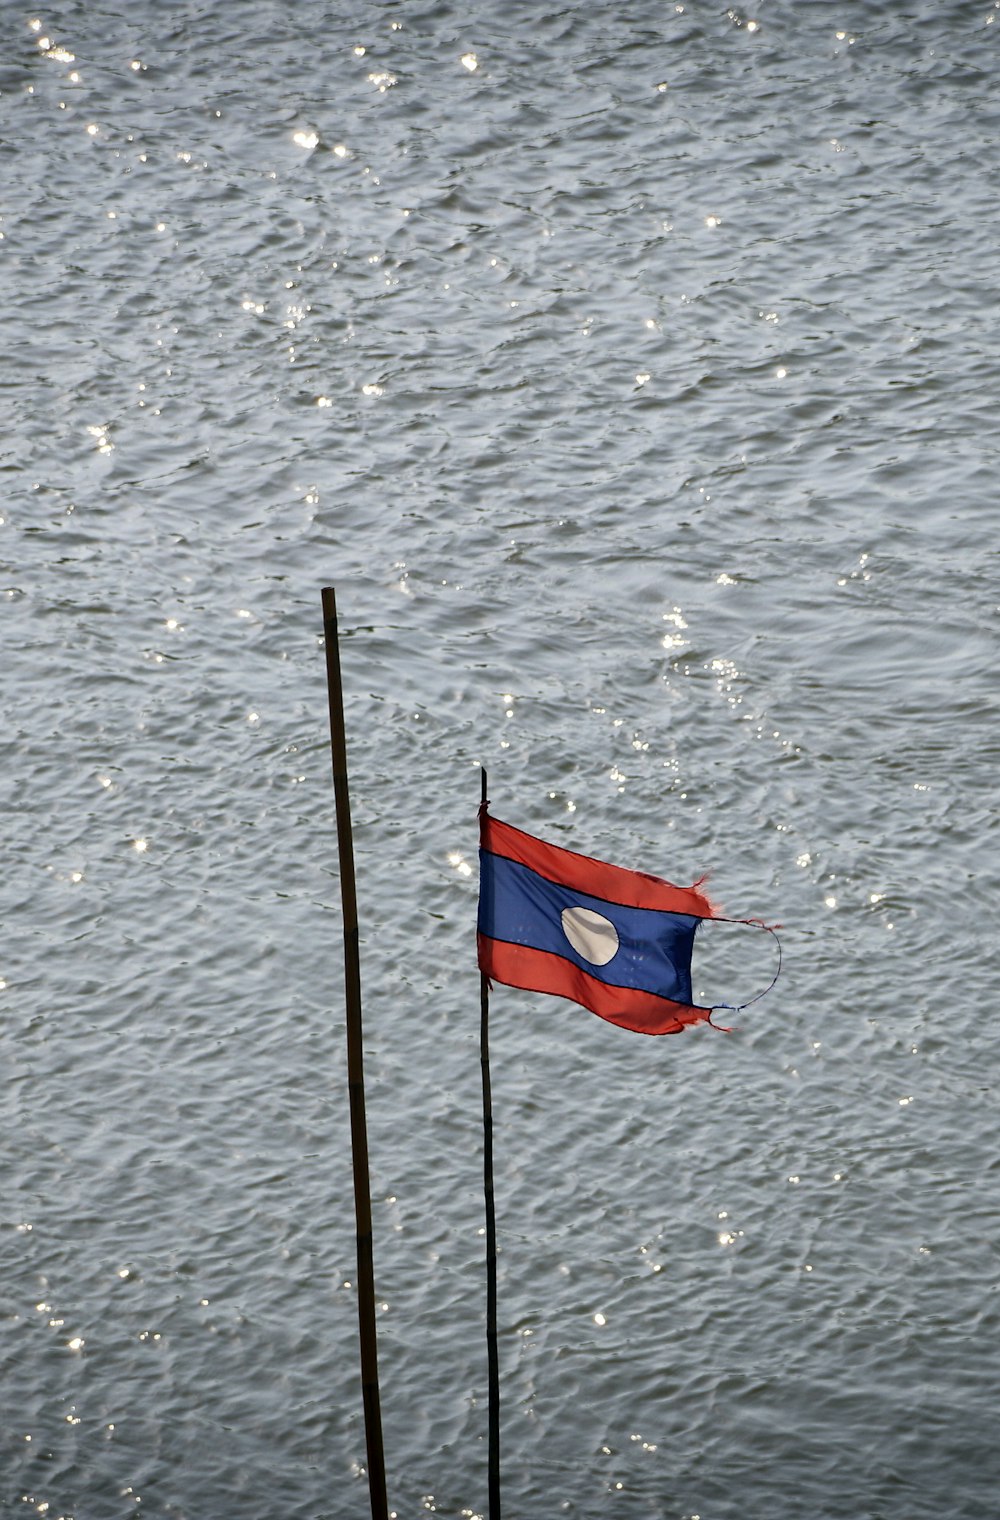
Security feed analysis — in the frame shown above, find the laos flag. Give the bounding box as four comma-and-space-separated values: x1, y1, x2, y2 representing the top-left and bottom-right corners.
478, 804, 723, 1036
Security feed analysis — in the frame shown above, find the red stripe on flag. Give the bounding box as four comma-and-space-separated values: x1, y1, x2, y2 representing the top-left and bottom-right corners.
480, 809, 719, 919
478, 935, 712, 1037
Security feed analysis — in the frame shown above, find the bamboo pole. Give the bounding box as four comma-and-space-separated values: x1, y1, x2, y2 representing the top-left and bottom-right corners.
321, 587, 388, 1520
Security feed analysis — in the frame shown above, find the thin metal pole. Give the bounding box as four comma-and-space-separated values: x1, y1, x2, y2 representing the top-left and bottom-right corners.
321, 587, 388, 1520
480, 766, 501, 1519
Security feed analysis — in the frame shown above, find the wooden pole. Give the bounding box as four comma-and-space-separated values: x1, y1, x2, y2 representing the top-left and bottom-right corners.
480, 767, 501, 1518
321, 587, 389, 1520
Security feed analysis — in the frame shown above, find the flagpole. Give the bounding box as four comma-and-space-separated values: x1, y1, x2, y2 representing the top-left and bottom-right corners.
480, 766, 501, 1519
321, 587, 389, 1520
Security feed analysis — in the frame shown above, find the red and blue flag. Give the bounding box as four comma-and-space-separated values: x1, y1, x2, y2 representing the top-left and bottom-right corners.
477, 805, 728, 1036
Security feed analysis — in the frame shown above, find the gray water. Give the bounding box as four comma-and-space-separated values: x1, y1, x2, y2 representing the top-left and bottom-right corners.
2, 1, 999, 1515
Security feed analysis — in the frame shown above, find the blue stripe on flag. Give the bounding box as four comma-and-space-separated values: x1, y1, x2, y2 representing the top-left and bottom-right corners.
479, 852, 698, 1003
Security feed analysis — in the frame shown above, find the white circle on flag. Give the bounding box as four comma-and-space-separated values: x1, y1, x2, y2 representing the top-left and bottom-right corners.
561, 905, 619, 966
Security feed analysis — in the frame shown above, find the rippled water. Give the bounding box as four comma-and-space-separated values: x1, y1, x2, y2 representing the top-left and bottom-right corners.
2, 2, 999, 1516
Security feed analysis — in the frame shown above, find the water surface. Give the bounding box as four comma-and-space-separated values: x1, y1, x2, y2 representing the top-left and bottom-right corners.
2, 3, 999, 1516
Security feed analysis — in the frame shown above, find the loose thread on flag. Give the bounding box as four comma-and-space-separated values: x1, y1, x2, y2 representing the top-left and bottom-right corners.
707, 919, 783, 1030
